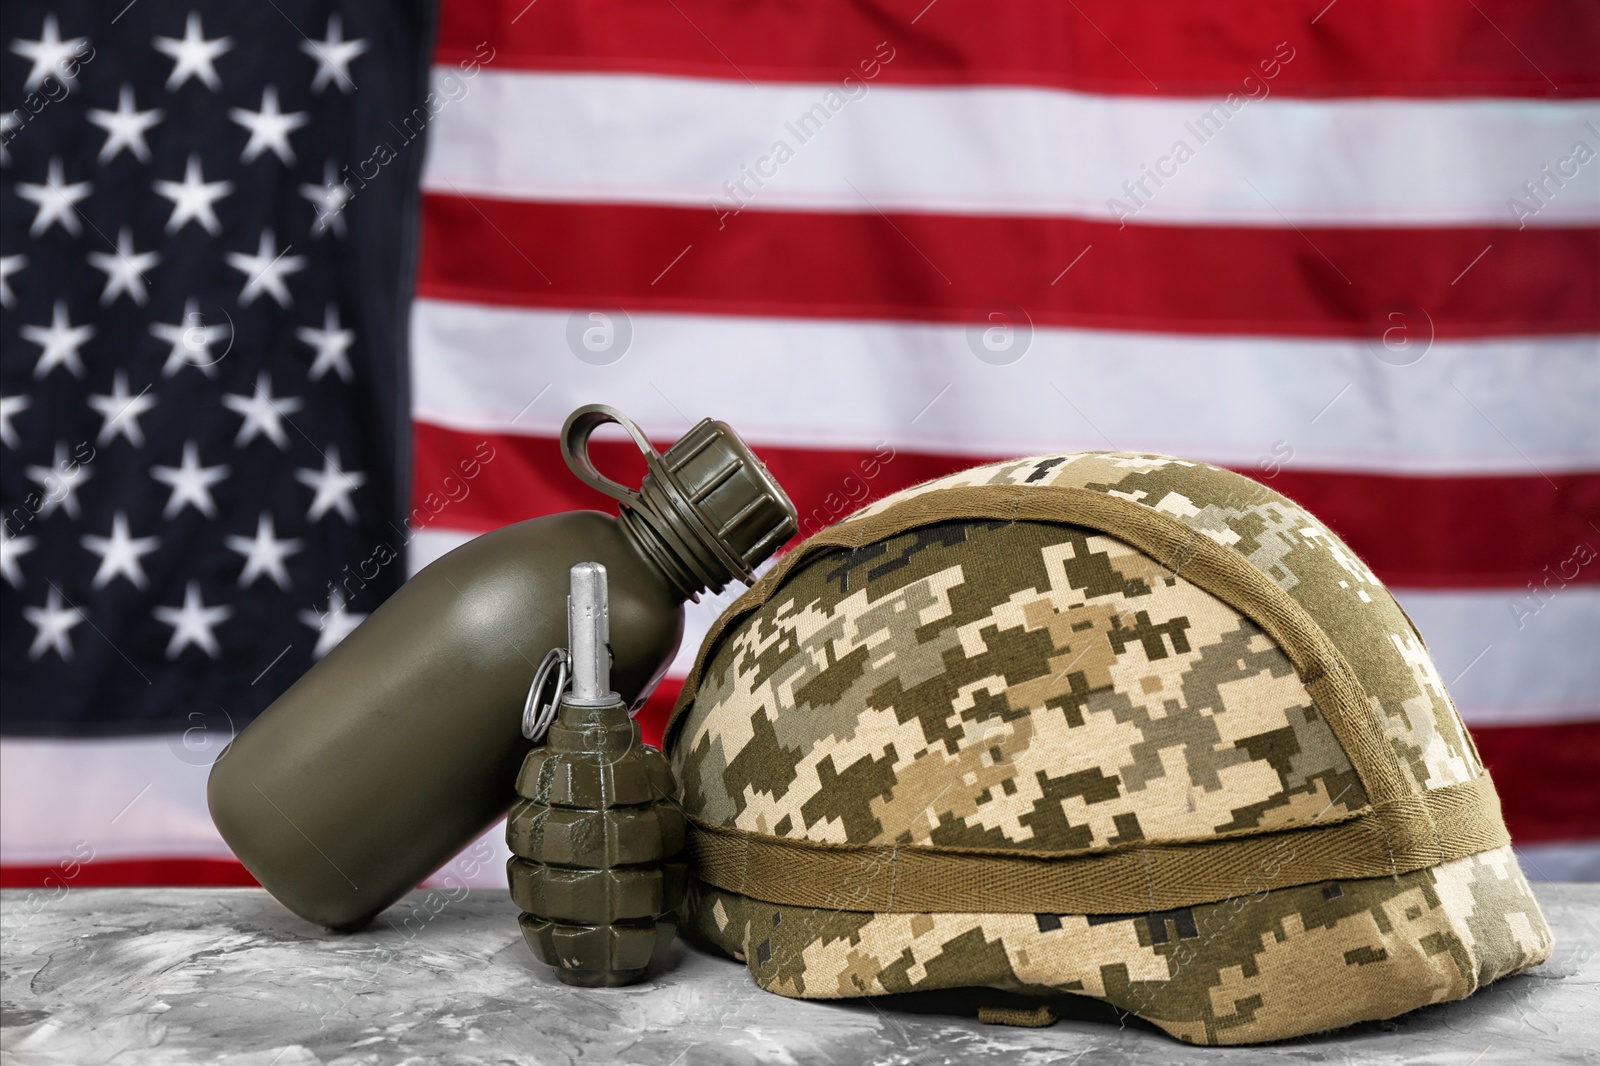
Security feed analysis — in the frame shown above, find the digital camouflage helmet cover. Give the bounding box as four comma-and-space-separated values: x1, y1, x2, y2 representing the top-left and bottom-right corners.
664, 452, 1551, 1045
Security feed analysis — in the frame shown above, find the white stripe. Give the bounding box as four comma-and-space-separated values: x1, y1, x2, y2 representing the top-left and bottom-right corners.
423, 70, 1600, 225
1393, 587, 1600, 725
409, 528, 1600, 728
407, 527, 470, 574
0, 737, 229, 866
0, 734, 509, 888
1515, 841, 1600, 882
411, 299, 1600, 475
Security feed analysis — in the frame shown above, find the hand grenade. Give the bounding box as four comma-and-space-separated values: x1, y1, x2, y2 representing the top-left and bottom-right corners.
508, 562, 686, 986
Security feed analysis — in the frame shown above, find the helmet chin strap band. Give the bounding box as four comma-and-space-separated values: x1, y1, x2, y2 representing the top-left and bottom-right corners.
679, 776, 1506, 916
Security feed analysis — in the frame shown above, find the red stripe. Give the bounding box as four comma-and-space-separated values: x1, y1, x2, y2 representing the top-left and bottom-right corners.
636, 676, 682, 750
418, 197, 1600, 339
639, 686, 1597, 844
0, 858, 258, 889
1260, 468, 1599, 589
437, 0, 1599, 98
1472, 721, 1600, 844
414, 423, 1600, 589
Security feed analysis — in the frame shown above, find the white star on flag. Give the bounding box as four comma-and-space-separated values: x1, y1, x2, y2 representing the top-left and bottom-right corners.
227, 513, 304, 590
88, 372, 158, 447
300, 160, 352, 237
0, 254, 25, 308
151, 298, 230, 377
24, 442, 93, 519
226, 230, 307, 308
154, 582, 232, 659
82, 512, 161, 590
154, 155, 233, 235
87, 228, 161, 307
15, 157, 92, 237
297, 304, 356, 382
10, 14, 88, 93
150, 441, 229, 518
0, 394, 30, 449
24, 587, 84, 661
299, 589, 367, 659
0, 113, 18, 166
0, 114, 17, 167
88, 85, 164, 163
2, 526, 37, 588
223, 372, 303, 448
296, 446, 367, 523
229, 85, 309, 165
153, 12, 232, 92
301, 15, 369, 94
22, 301, 94, 379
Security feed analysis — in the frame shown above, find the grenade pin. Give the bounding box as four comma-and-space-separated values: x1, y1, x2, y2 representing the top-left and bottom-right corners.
507, 562, 688, 986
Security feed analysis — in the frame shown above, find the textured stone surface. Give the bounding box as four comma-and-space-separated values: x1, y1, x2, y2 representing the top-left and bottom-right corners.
2, 885, 1596, 1065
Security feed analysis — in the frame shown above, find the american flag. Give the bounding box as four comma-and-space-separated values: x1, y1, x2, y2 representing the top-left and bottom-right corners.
3, 1, 1598, 889
1, 0, 425, 883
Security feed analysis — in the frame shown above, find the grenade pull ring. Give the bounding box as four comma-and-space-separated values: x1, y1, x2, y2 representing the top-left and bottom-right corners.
506, 562, 687, 987
521, 647, 569, 744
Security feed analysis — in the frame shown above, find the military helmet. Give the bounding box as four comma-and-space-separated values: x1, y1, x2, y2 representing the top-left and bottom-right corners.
664, 452, 1551, 1045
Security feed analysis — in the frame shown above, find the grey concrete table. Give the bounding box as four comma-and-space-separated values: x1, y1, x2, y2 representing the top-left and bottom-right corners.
2, 886, 1596, 1065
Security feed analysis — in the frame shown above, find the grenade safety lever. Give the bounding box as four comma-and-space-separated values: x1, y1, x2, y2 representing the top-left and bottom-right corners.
507, 562, 686, 986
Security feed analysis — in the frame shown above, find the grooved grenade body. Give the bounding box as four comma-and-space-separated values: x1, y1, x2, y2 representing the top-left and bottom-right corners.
507, 562, 687, 986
